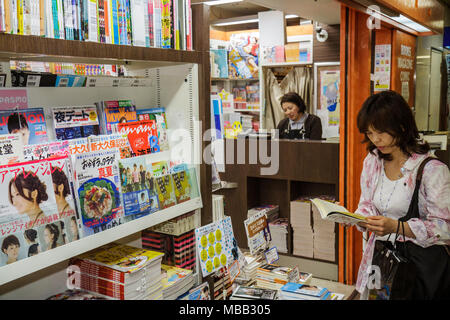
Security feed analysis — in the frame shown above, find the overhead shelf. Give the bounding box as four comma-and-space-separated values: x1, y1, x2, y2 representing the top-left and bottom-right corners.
0, 34, 203, 66
0, 197, 203, 287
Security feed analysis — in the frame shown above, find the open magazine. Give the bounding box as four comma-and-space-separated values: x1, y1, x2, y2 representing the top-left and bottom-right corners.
310, 198, 367, 225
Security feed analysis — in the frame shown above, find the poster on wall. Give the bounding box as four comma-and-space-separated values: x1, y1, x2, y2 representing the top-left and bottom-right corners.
314, 63, 340, 139
373, 44, 391, 92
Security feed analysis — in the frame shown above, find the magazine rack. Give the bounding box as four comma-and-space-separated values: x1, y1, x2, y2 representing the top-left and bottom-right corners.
0, 4, 212, 299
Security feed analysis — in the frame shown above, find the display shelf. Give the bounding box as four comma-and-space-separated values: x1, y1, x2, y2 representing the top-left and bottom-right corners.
0, 34, 202, 67
0, 197, 203, 287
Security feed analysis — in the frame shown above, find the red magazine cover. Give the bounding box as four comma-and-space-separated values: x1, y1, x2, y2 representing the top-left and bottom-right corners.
117, 120, 158, 157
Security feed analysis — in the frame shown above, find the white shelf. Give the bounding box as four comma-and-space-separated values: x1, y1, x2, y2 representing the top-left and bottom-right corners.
0, 197, 203, 286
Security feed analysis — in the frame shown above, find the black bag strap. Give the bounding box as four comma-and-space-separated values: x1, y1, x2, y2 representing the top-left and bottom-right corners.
400, 157, 442, 222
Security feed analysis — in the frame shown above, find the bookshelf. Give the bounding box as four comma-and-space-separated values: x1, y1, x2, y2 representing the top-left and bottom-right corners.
0, 3, 212, 299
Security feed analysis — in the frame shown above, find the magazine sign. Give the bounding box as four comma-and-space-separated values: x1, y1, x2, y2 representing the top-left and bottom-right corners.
0, 89, 28, 109
244, 211, 269, 255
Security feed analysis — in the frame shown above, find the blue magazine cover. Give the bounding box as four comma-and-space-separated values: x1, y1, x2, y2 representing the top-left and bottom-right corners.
0, 108, 49, 145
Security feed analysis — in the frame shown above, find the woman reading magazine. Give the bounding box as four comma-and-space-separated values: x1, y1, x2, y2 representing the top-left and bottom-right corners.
348, 90, 450, 300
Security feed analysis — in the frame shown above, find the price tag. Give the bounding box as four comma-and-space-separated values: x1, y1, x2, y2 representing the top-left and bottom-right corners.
264, 247, 279, 264
26, 75, 40, 87
57, 77, 69, 87
88, 78, 97, 87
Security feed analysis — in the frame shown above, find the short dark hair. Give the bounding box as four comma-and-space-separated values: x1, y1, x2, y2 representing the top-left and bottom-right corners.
7, 113, 28, 133
2, 235, 20, 252
51, 167, 70, 197
280, 92, 307, 113
357, 90, 429, 160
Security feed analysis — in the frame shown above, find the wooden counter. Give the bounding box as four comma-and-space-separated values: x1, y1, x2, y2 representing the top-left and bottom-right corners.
215, 138, 340, 261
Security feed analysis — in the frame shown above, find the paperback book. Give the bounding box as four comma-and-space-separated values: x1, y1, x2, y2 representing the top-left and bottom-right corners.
0, 108, 49, 145
154, 174, 177, 210
73, 149, 124, 237
52, 105, 100, 140
0, 157, 80, 267
310, 198, 367, 225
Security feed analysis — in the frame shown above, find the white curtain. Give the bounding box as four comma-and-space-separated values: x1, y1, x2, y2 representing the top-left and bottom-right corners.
264, 66, 313, 130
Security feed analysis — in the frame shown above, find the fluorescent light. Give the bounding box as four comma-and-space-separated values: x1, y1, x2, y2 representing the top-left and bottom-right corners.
213, 19, 259, 26
204, 0, 243, 5
285, 15, 299, 19
390, 14, 431, 33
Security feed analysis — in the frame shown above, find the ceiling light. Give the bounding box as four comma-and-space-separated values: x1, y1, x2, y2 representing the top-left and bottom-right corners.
389, 14, 430, 33
213, 19, 259, 26
204, 0, 243, 5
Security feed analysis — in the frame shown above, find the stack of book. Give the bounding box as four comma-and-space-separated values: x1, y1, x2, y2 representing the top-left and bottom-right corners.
247, 205, 279, 222
69, 243, 164, 300
268, 218, 289, 253
161, 264, 195, 300
141, 229, 196, 270
211, 268, 232, 300
235, 254, 263, 284
279, 283, 331, 300
230, 285, 278, 300
312, 197, 337, 262
255, 264, 299, 291
290, 198, 314, 258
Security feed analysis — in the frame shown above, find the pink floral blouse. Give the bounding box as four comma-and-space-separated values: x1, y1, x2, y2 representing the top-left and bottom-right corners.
355, 150, 450, 293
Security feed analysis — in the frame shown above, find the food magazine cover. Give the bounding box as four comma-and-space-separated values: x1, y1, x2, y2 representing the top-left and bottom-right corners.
73, 149, 124, 237
117, 120, 158, 156
118, 155, 160, 217
0, 108, 49, 145
52, 105, 100, 140
136, 108, 169, 152
0, 157, 80, 266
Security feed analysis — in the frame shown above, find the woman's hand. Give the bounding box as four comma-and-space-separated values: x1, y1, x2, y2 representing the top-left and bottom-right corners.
364, 216, 397, 236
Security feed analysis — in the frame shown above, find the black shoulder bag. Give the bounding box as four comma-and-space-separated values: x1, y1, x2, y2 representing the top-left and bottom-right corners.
370, 157, 450, 300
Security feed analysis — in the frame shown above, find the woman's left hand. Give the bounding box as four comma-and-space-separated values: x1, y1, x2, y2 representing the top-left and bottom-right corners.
364, 216, 397, 236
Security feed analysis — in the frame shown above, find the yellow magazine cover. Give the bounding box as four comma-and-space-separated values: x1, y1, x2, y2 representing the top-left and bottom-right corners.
77, 243, 164, 273
161, 264, 193, 290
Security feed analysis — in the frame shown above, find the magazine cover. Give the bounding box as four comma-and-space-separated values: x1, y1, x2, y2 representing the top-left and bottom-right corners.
171, 170, 191, 204
101, 100, 137, 134
117, 120, 159, 156
52, 105, 100, 140
136, 108, 169, 152
73, 149, 124, 237
23, 140, 70, 161
88, 134, 133, 159
76, 242, 164, 273
118, 155, 160, 217
0, 157, 80, 267
154, 174, 176, 210
0, 134, 24, 165
0, 108, 49, 145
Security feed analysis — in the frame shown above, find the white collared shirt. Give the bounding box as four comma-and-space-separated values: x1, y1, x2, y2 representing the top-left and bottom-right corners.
288, 113, 308, 130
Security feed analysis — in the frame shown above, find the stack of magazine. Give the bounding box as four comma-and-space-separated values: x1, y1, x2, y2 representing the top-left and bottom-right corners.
230, 285, 278, 300
160, 264, 195, 300
279, 283, 331, 300
255, 264, 300, 291
69, 243, 164, 300
268, 218, 289, 253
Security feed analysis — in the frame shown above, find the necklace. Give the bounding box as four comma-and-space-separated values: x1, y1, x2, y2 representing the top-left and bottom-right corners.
379, 165, 400, 214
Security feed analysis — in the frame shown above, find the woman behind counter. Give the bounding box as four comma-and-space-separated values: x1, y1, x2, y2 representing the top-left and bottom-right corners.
276, 92, 322, 140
